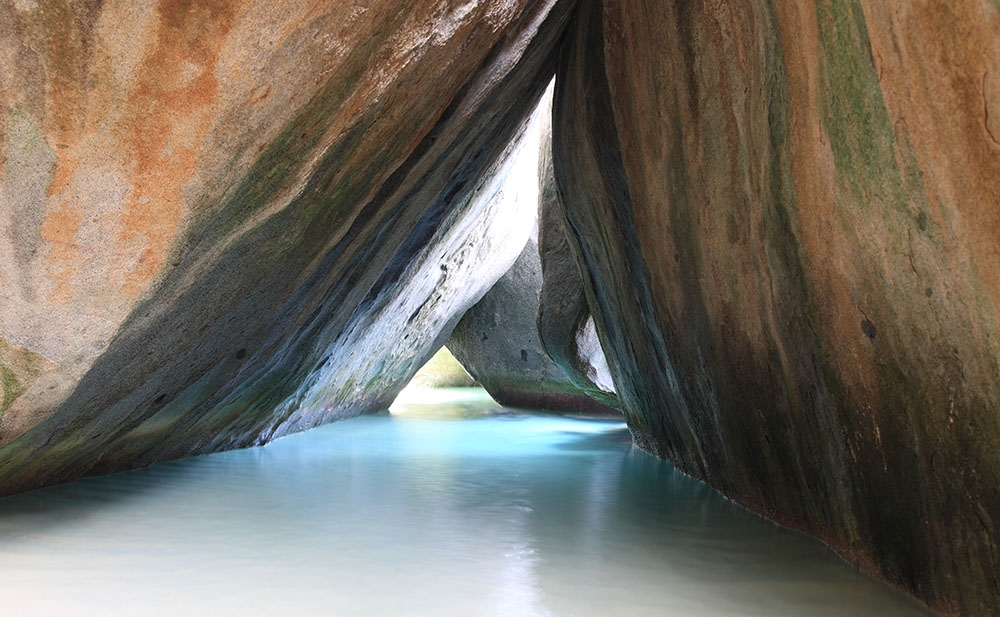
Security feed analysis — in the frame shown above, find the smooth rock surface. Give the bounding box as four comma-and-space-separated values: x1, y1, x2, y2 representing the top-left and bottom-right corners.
553, 1, 1000, 616
0, 0, 575, 494
448, 102, 618, 414
448, 228, 619, 415
536, 119, 617, 409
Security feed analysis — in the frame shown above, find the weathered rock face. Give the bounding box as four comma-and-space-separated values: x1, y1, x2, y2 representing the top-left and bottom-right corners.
448, 95, 618, 414
536, 120, 617, 409
266, 102, 542, 438
3, 1, 996, 614
448, 228, 619, 414
448, 106, 619, 414
553, 1, 1000, 615
0, 0, 575, 494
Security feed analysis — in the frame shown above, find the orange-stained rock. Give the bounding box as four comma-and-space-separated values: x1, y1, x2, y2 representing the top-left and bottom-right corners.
553, 1, 1000, 615
0, 0, 575, 492
3, 1, 998, 614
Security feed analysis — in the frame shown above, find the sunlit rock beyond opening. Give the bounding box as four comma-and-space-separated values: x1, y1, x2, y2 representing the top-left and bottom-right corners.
444, 88, 620, 415
406, 347, 478, 390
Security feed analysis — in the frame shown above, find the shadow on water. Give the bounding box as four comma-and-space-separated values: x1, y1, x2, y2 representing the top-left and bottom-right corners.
0, 455, 215, 537
549, 426, 633, 452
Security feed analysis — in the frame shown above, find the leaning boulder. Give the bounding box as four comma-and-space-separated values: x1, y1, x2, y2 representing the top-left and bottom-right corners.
449, 229, 619, 415
447, 93, 619, 415
553, 1, 1000, 615
0, 0, 575, 494
536, 121, 618, 409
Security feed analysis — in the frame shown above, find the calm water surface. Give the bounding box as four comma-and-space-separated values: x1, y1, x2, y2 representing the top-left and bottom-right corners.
0, 388, 934, 617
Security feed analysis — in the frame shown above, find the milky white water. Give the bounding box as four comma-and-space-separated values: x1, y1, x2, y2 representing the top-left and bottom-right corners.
0, 388, 933, 617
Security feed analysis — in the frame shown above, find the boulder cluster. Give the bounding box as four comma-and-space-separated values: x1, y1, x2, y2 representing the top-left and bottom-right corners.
2, 2, 997, 615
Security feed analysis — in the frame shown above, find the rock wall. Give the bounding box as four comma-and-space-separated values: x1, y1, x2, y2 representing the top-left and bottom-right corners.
2, 2, 997, 614
536, 119, 618, 409
0, 0, 576, 495
448, 96, 619, 414
553, 1, 1000, 615
448, 229, 619, 415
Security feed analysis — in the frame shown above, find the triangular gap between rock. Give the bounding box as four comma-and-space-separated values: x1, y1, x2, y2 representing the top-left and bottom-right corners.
393, 77, 620, 417
386, 77, 552, 411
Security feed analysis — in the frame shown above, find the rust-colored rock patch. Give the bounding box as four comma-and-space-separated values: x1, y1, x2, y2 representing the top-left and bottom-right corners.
553, 1, 1000, 615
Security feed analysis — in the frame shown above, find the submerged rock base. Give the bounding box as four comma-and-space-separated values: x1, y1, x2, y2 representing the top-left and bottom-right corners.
552, 1, 1000, 615
0, 0, 576, 494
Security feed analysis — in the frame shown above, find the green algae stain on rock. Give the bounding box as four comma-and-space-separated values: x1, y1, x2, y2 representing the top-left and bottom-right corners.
816, 0, 938, 246
0, 367, 22, 418
3, 106, 57, 271
5, 106, 47, 154
0, 339, 52, 420
816, 0, 895, 195
815, 0, 929, 231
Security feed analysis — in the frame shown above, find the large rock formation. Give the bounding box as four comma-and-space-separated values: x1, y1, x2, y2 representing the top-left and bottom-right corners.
2, 1, 997, 615
536, 121, 617, 409
448, 109, 619, 414
0, 0, 576, 494
448, 227, 619, 414
553, 1, 1000, 615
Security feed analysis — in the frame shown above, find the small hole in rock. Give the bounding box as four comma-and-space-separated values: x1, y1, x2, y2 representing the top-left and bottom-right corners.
861, 319, 876, 341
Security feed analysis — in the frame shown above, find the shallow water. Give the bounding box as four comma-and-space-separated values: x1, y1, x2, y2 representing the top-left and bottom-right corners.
0, 388, 933, 617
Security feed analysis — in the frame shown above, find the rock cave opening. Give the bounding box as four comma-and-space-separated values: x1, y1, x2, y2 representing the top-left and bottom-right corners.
1, 1, 997, 616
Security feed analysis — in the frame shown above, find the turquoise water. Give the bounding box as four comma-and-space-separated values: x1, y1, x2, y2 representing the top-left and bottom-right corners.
0, 388, 933, 617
